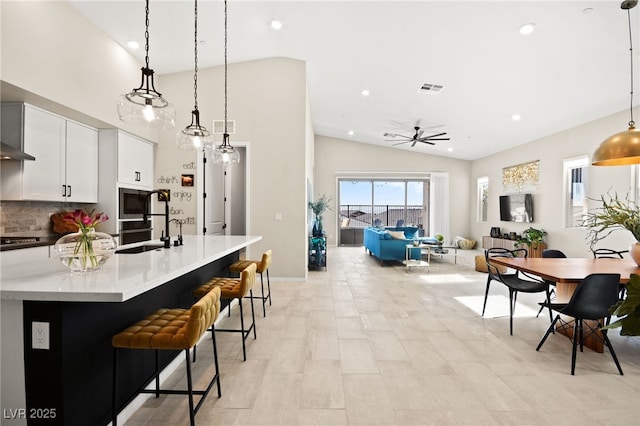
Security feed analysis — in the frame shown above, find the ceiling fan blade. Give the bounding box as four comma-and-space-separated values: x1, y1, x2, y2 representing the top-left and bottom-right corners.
411, 140, 417, 147
424, 132, 447, 138
420, 137, 450, 141
392, 141, 410, 146
417, 130, 424, 138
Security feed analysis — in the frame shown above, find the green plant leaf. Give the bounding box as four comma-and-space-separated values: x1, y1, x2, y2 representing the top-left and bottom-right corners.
602, 273, 640, 336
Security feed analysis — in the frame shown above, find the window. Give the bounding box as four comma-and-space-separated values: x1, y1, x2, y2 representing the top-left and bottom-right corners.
338, 178, 429, 232
563, 156, 589, 228
477, 177, 488, 222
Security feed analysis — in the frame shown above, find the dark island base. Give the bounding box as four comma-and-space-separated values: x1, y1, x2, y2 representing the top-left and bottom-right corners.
22, 252, 238, 426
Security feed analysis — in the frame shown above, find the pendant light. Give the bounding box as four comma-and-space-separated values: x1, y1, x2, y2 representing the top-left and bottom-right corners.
212, 0, 241, 165
117, 0, 175, 129
177, 0, 213, 150
592, 0, 640, 166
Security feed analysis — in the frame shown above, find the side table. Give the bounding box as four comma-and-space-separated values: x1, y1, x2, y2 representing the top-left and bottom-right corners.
425, 245, 458, 264
309, 236, 327, 270
404, 244, 430, 273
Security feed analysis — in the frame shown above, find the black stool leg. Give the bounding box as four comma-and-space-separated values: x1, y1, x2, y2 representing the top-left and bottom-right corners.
239, 297, 247, 361
259, 273, 266, 317
266, 269, 272, 306
112, 348, 118, 426
155, 349, 160, 398
211, 325, 222, 397
249, 289, 257, 339
184, 349, 196, 426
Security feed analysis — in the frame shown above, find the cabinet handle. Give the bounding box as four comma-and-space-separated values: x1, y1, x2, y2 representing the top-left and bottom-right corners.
62, 185, 66, 197
67, 185, 71, 197
135, 171, 141, 182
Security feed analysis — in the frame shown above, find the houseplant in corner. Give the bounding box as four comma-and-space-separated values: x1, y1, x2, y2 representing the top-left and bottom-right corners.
309, 194, 333, 237
582, 192, 640, 265
515, 227, 547, 257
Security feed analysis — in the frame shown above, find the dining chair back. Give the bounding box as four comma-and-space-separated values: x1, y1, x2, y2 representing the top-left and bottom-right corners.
592, 248, 628, 259
483, 248, 553, 335
536, 273, 623, 375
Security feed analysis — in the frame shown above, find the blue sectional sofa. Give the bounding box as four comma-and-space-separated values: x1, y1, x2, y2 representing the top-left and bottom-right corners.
364, 226, 438, 265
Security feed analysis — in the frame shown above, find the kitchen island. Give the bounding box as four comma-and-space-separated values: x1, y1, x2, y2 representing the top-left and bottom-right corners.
1, 234, 261, 426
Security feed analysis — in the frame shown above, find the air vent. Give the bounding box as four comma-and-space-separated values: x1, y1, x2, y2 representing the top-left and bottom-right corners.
418, 83, 444, 94
212, 120, 236, 134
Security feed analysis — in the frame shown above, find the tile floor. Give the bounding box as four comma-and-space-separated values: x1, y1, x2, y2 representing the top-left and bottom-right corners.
124, 246, 640, 425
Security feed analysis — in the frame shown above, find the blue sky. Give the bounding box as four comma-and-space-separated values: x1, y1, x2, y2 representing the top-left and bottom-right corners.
339, 181, 423, 205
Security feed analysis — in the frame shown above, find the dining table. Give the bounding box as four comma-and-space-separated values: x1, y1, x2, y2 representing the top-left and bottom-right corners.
488, 256, 638, 353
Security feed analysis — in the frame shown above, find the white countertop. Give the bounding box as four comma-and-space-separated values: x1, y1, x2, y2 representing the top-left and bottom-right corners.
0, 235, 261, 303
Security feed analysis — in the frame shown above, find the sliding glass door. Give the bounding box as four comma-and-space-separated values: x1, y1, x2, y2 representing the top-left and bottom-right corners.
338, 179, 430, 245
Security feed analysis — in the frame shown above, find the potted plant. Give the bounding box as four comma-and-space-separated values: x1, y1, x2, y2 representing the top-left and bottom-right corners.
582, 191, 640, 265
308, 194, 333, 237
515, 227, 547, 257
602, 273, 640, 336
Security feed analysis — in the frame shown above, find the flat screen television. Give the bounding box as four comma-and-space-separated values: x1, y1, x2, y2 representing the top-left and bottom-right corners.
499, 193, 533, 223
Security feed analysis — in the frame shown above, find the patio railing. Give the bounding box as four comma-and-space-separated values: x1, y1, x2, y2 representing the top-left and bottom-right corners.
339, 204, 425, 229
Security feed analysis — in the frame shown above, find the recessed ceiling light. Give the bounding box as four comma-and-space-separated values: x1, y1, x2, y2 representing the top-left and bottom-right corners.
348, 130, 354, 136
519, 23, 536, 35
270, 19, 283, 30
361, 89, 370, 97
512, 114, 521, 121
127, 41, 140, 49
447, 148, 453, 152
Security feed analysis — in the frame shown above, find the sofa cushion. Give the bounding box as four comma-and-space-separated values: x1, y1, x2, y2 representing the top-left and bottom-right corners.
382, 232, 392, 240
388, 231, 406, 240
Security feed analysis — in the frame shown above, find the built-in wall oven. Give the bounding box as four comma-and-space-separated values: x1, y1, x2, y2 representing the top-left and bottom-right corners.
119, 188, 153, 244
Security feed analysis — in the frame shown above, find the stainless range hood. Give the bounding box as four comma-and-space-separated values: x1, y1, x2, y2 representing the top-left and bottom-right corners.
0, 141, 35, 161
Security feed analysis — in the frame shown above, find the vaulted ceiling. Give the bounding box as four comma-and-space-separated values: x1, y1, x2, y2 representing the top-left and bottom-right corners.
70, 0, 640, 161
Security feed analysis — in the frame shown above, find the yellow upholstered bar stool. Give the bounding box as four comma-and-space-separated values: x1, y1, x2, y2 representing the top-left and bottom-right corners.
194, 263, 257, 361
112, 287, 221, 426
228, 249, 272, 317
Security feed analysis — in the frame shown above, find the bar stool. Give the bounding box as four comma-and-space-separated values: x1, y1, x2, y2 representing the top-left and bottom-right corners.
194, 263, 257, 361
228, 249, 272, 317
112, 287, 222, 426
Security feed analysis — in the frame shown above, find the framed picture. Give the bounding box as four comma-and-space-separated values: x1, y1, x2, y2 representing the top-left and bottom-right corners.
181, 174, 194, 187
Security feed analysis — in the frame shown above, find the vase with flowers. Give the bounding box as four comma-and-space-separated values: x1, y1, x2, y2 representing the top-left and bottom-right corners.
582, 191, 640, 266
54, 209, 117, 272
308, 194, 332, 237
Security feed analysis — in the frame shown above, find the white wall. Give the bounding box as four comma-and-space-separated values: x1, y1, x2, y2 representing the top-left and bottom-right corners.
158, 58, 310, 279
314, 136, 472, 246
470, 109, 636, 257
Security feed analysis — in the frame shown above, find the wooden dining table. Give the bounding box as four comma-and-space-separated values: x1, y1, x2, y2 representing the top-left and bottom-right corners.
488, 257, 638, 353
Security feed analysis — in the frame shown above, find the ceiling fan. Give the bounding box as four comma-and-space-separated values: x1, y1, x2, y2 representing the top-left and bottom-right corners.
384, 126, 449, 147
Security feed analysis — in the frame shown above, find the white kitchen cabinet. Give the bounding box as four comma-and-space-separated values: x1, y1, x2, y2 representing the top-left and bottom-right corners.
117, 132, 154, 189
0, 103, 98, 202
65, 121, 98, 202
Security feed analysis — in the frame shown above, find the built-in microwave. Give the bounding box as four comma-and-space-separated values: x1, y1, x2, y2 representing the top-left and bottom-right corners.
119, 187, 151, 220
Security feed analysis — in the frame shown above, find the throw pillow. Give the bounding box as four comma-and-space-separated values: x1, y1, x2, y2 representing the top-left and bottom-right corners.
388, 230, 406, 240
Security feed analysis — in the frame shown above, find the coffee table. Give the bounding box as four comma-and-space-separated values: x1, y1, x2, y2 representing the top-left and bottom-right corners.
424, 245, 458, 264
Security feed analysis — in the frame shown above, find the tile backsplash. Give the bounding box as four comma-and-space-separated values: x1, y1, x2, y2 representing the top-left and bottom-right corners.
0, 201, 95, 237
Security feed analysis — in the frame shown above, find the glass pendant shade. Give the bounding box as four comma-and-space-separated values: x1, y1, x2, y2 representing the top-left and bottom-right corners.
592, 123, 640, 166
177, 110, 213, 150
212, 134, 240, 164
117, 86, 176, 129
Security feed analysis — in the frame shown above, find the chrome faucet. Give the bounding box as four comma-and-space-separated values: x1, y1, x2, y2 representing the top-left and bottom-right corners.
143, 190, 171, 248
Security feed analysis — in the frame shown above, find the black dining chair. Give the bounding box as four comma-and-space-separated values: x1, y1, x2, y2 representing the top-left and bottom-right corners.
483, 248, 553, 335
536, 273, 623, 375
592, 248, 628, 300
535, 249, 567, 317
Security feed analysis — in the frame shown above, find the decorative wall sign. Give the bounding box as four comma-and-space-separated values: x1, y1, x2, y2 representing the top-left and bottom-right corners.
181, 174, 194, 186
502, 160, 539, 193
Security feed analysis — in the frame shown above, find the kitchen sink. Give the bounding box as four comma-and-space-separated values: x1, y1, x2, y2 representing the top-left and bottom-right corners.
115, 243, 165, 254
